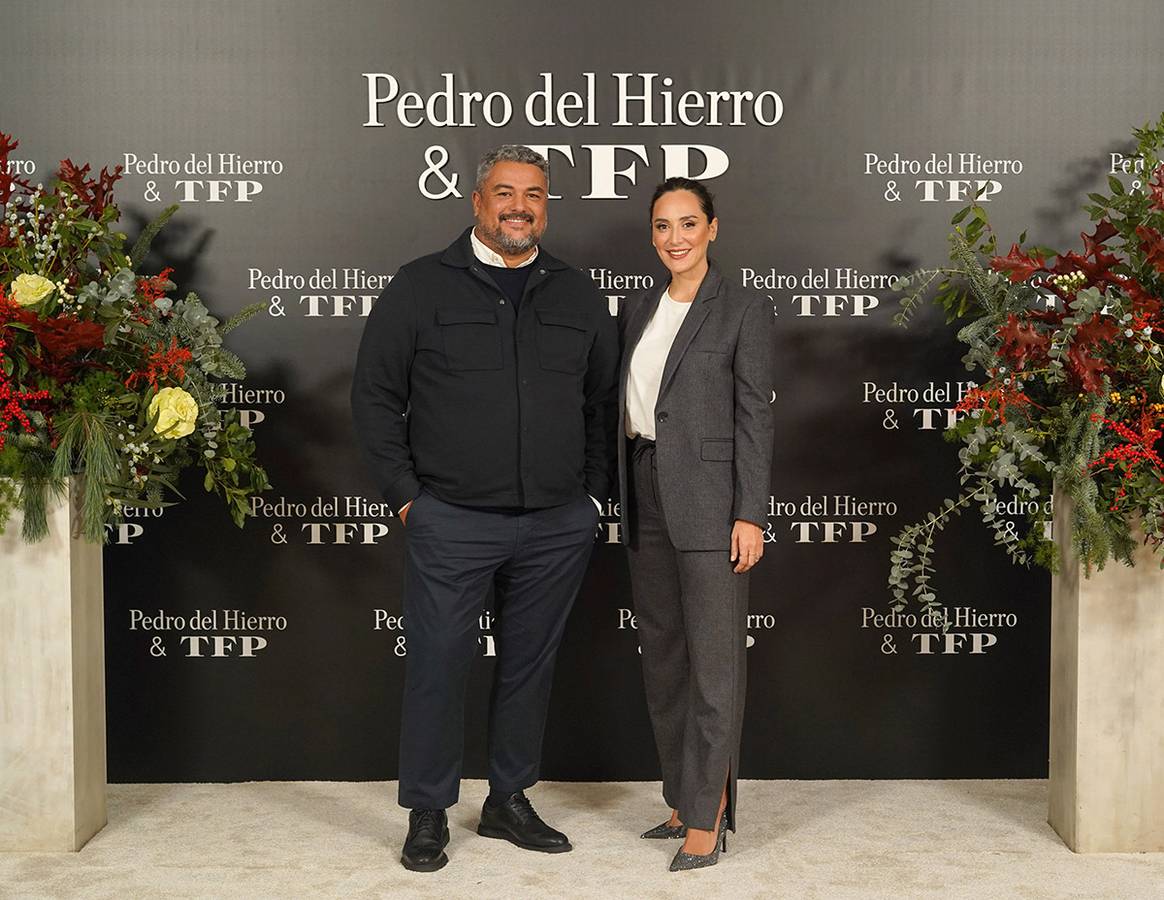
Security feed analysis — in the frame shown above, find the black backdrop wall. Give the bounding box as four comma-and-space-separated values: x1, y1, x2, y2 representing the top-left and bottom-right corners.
6, 0, 1162, 783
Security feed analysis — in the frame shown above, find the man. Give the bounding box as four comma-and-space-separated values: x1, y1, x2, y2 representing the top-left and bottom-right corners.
351, 145, 618, 872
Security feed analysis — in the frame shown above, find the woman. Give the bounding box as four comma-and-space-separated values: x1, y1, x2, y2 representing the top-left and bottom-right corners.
617, 177, 775, 871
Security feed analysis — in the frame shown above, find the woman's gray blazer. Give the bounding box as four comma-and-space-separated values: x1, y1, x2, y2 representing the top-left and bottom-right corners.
617, 261, 776, 550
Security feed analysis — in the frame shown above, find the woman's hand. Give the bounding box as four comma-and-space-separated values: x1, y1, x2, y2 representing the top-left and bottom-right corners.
730, 520, 764, 573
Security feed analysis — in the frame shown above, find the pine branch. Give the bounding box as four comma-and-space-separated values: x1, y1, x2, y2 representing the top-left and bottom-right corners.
221, 302, 266, 336
50, 408, 119, 542
129, 203, 179, 269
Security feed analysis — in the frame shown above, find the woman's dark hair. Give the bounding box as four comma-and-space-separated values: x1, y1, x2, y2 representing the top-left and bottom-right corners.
648, 176, 716, 223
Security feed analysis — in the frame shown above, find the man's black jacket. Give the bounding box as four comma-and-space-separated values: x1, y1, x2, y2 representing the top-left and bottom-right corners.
351, 227, 619, 512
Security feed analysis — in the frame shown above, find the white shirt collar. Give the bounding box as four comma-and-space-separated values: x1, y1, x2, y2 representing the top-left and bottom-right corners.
470, 227, 539, 268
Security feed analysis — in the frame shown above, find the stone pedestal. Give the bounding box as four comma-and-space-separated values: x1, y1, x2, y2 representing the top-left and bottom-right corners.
1049, 489, 1164, 852
0, 480, 106, 852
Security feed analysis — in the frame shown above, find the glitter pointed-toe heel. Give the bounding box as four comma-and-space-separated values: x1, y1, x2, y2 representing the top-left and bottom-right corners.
668, 810, 728, 872
641, 820, 686, 839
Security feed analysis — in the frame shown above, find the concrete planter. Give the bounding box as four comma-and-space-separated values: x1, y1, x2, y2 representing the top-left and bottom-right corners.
0, 479, 107, 852
1049, 488, 1164, 852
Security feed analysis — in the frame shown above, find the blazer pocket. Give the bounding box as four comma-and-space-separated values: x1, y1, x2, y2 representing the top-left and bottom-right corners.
700, 438, 734, 461
693, 345, 732, 378
536, 309, 589, 374
437, 307, 503, 371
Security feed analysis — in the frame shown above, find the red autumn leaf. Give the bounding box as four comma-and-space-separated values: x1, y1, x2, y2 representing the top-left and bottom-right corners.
1150, 164, 1164, 210
1074, 313, 1119, 347
1052, 249, 1120, 291
1082, 220, 1118, 257
991, 243, 1046, 282
56, 158, 123, 219
1044, 221, 1124, 295
1135, 224, 1164, 275
0, 132, 33, 207
997, 313, 1050, 369
1063, 314, 1119, 393
1125, 278, 1163, 318
1067, 346, 1110, 393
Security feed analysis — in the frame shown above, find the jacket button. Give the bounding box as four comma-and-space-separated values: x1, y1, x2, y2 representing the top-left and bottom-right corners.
499, 298, 506, 304
539, 268, 546, 275
657, 411, 668, 422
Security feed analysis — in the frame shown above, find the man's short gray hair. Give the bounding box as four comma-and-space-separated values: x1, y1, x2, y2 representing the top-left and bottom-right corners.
475, 145, 550, 191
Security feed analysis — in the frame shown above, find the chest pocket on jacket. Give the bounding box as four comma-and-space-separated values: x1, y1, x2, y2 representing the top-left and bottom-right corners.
536, 310, 589, 374
437, 307, 503, 371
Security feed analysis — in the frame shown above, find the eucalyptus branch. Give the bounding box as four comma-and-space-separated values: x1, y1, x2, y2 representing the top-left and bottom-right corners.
891, 267, 955, 327
888, 480, 980, 619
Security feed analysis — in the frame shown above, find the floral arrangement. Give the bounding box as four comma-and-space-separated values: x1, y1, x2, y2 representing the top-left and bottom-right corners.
0, 133, 269, 542
888, 113, 1164, 618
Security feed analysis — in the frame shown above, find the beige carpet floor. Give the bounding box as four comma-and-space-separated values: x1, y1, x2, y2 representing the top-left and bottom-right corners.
1, 780, 1162, 899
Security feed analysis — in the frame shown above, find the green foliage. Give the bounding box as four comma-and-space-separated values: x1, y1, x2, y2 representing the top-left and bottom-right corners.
8, 450, 60, 542
49, 408, 120, 541
129, 203, 178, 269
199, 410, 273, 528
0, 137, 271, 543
892, 188, 1005, 328
888, 113, 1164, 609
221, 302, 266, 337
0, 477, 16, 534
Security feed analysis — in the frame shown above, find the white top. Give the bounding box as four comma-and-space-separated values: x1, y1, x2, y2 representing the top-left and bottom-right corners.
626, 289, 692, 440
470, 228, 538, 268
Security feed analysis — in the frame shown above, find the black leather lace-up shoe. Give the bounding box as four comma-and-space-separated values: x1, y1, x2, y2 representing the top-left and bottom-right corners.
477, 791, 572, 853
401, 808, 450, 872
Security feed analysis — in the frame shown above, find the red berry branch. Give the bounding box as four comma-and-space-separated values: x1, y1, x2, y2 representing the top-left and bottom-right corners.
1087, 407, 1164, 511
0, 295, 51, 452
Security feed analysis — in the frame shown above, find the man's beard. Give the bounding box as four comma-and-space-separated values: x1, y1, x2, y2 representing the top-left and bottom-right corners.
479, 214, 541, 255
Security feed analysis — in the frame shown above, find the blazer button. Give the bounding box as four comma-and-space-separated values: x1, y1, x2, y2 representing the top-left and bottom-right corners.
499, 298, 506, 305
657, 411, 668, 422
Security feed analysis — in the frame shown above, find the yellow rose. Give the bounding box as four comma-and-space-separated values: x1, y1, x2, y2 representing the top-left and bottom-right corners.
10, 273, 56, 306
147, 387, 198, 439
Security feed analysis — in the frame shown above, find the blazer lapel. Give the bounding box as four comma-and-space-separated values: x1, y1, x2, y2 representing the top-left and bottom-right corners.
657, 263, 722, 402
